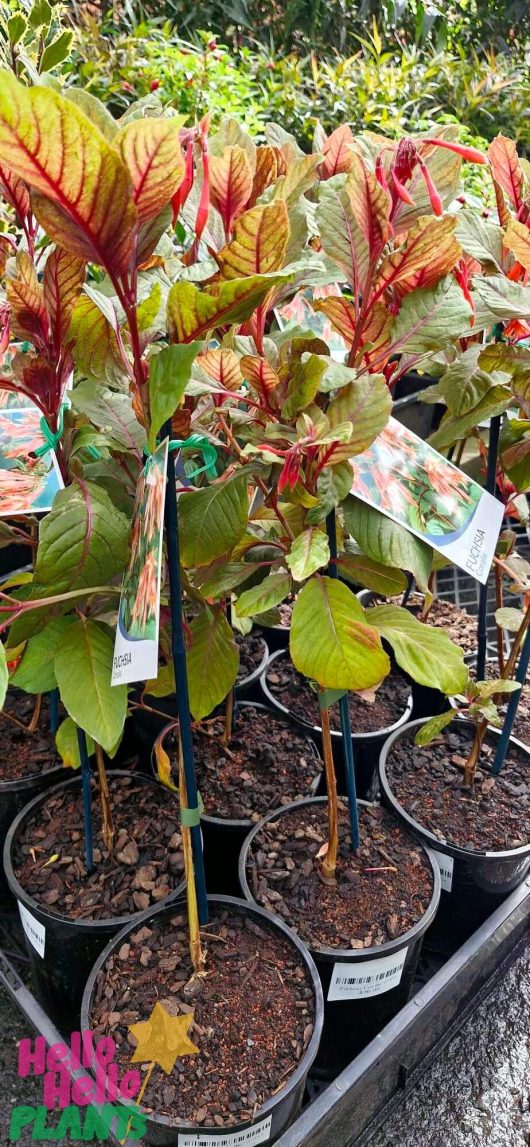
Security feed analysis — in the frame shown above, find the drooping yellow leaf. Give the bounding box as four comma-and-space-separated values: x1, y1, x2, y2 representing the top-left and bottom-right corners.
504, 219, 530, 272
216, 201, 289, 279
0, 69, 136, 274
208, 145, 253, 235
43, 246, 85, 344
116, 116, 185, 225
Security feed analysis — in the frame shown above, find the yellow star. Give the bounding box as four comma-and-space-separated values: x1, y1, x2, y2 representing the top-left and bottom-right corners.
128, 1002, 199, 1075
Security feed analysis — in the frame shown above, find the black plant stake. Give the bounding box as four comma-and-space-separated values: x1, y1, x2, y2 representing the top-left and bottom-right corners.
491, 623, 530, 775
476, 415, 501, 679
76, 727, 94, 876
325, 511, 360, 849
164, 433, 209, 925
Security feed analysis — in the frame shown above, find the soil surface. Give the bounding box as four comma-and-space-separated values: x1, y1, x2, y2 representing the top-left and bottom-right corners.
0, 690, 62, 782
385, 723, 530, 851
264, 654, 411, 734
245, 801, 433, 950
189, 704, 322, 821
236, 632, 267, 683
388, 594, 478, 656
12, 775, 184, 920
89, 905, 316, 1128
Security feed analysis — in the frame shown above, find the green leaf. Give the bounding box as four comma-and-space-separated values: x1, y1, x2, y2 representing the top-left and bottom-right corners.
455, 209, 503, 271
187, 608, 239, 720
368, 604, 468, 694
473, 677, 521, 699
10, 618, 74, 693
495, 607, 524, 633
148, 343, 201, 452
472, 276, 530, 329
54, 619, 127, 752
32, 481, 130, 597
56, 717, 95, 769
236, 571, 292, 618
0, 643, 7, 710
71, 380, 146, 454
500, 418, 530, 492
179, 473, 249, 569
167, 274, 291, 344
39, 30, 73, 73
290, 575, 390, 690
414, 710, 455, 746
62, 88, 118, 141
7, 14, 27, 45
197, 561, 260, 599
338, 553, 408, 596
286, 528, 330, 581
437, 346, 508, 417
282, 353, 328, 419
343, 497, 433, 591
389, 279, 473, 356
145, 663, 175, 699
28, 0, 51, 30
69, 294, 126, 385
327, 373, 392, 456
306, 461, 353, 525
429, 386, 511, 451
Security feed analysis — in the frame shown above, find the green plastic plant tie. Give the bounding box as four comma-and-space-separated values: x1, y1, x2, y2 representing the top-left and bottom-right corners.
168, 433, 217, 478
179, 792, 204, 827
34, 405, 65, 458
318, 687, 348, 710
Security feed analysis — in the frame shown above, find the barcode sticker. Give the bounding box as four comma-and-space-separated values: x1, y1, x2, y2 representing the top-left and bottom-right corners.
179, 1116, 272, 1147
431, 850, 454, 892
327, 947, 408, 1001
18, 902, 45, 958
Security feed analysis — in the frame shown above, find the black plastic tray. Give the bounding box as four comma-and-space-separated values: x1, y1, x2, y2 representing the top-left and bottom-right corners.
1, 876, 528, 1147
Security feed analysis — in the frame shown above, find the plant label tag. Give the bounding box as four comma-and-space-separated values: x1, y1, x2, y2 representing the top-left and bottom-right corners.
178, 1115, 272, 1147
0, 405, 64, 518
432, 849, 454, 892
328, 947, 408, 1001
18, 901, 45, 958
112, 438, 169, 687
349, 417, 504, 585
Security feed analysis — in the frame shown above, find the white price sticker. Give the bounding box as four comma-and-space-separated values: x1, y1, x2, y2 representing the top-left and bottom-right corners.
18, 902, 46, 958
179, 1116, 272, 1147
432, 850, 454, 892
328, 947, 408, 1001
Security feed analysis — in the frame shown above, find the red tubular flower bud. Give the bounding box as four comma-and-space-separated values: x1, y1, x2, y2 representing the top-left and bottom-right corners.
391, 170, 415, 206
172, 140, 195, 225
195, 142, 210, 244
418, 157, 443, 216
422, 139, 488, 164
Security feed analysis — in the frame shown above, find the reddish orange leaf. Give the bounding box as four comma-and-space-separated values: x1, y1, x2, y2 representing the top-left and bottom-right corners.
241, 354, 281, 402
249, 146, 279, 206
116, 117, 185, 225
320, 125, 355, 179
0, 161, 30, 222
208, 146, 253, 237
504, 219, 530, 271
374, 216, 461, 301
197, 348, 243, 391
312, 296, 357, 342
489, 135, 524, 211
359, 304, 393, 371
6, 252, 48, 345
43, 246, 85, 346
0, 70, 136, 275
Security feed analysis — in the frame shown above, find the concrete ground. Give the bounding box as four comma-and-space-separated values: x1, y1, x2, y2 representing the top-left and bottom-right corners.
0, 939, 529, 1146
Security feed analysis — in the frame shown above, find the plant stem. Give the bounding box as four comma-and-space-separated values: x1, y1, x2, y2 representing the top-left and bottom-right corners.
77, 728, 94, 876
464, 717, 488, 786
164, 429, 208, 926
223, 688, 234, 746
476, 415, 501, 679
179, 742, 205, 976
95, 743, 114, 853
27, 693, 42, 735
325, 510, 360, 849
502, 599, 530, 683
320, 702, 339, 881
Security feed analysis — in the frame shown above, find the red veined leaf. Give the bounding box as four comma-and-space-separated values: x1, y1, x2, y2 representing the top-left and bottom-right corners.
373, 216, 461, 302
68, 294, 128, 385
6, 252, 49, 345
241, 354, 281, 402
359, 304, 394, 371
488, 135, 524, 211
0, 235, 12, 276
216, 201, 290, 279
0, 161, 30, 222
312, 295, 357, 343
167, 273, 289, 343
320, 125, 355, 179
197, 348, 243, 390
317, 153, 390, 292
208, 145, 253, 237
116, 116, 185, 225
503, 219, 530, 272
0, 70, 136, 275
248, 146, 279, 206
43, 246, 85, 347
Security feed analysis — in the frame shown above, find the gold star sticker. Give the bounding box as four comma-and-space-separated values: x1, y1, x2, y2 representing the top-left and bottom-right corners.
128, 1002, 199, 1075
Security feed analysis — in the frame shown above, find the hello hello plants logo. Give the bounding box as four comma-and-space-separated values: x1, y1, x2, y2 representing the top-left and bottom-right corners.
9, 1003, 199, 1141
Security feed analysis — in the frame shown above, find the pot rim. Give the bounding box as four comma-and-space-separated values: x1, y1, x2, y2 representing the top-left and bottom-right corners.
379, 714, 530, 861
4, 770, 185, 931
80, 892, 324, 1134
261, 649, 413, 743
0, 761, 69, 794
238, 795, 441, 963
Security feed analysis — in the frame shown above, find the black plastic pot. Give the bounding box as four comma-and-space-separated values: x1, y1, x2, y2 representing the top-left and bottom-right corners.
0, 762, 69, 906
392, 390, 443, 440
200, 702, 322, 897
257, 619, 290, 653
81, 894, 324, 1146
379, 716, 530, 947
0, 543, 32, 579
239, 796, 440, 1080
232, 633, 269, 701
3, 771, 185, 1031
392, 370, 437, 401
260, 650, 412, 802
